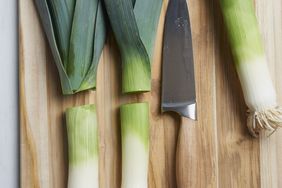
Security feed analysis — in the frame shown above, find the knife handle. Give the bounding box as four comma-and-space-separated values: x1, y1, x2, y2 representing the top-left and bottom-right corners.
176, 117, 197, 188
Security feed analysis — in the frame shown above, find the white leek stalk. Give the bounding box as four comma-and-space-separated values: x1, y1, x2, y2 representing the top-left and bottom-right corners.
120, 102, 149, 188
220, 0, 282, 136
66, 104, 99, 188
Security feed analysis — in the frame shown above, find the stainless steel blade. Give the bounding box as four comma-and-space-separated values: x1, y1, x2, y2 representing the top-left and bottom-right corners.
162, 0, 197, 120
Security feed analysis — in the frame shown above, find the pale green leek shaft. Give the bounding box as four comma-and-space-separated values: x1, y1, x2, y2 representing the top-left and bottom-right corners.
220, 0, 264, 64
120, 102, 149, 188
66, 104, 98, 164
66, 104, 99, 188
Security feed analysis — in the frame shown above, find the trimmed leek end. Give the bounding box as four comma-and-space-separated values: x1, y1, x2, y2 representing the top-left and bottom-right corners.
122, 56, 151, 93
66, 104, 99, 188
120, 102, 149, 188
220, 0, 282, 136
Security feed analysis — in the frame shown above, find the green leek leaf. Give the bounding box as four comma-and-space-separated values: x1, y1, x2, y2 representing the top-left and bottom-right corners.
77, 1, 106, 92
103, 0, 151, 93
103, 0, 162, 93
46, 0, 74, 66
34, 0, 73, 94
34, 0, 106, 94
134, 0, 162, 59
67, 0, 99, 90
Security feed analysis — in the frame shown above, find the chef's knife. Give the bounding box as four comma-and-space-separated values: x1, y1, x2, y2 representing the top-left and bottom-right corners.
162, 0, 197, 187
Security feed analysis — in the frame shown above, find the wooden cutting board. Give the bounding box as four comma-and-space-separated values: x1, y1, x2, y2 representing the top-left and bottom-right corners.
19, 0, 282, 187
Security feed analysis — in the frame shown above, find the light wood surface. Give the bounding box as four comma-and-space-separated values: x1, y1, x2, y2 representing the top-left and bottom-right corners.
256, 0, 282, 188
19, 0, 282, 187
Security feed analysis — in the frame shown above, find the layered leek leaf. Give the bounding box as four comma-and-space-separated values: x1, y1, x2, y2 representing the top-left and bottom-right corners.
103, 0, 162, 93
35, 0, 162, 94
34, 0, 106, 94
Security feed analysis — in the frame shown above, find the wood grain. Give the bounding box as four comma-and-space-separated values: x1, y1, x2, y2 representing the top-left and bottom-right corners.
19, 0, 281, 187
174, 0, 218, 187
256, 0, 282, 188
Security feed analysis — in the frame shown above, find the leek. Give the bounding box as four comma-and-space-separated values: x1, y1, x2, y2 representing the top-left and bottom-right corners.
120, 102, 150, 188
220, 0, 282, 136
66, 105, 99, 188
34, 0, 106, 94
103, 0, 162, 93
134, 0, 163, 59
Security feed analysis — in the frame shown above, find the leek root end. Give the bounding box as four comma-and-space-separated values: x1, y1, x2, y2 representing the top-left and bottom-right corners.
247, 107, 282, 137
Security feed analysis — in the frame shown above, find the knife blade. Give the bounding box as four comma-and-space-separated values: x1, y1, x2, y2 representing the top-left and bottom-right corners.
162, 0, 197, 120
